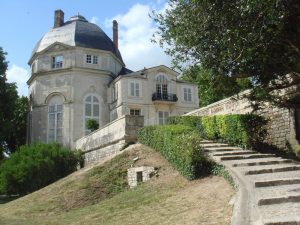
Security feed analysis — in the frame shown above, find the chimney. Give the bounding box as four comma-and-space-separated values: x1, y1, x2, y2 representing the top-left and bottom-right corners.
54, 10, 64, 28
113, 20, 118, 49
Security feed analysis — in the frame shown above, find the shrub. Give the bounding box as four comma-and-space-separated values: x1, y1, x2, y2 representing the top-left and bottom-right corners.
0, 143, 83, 195
168, 114, 267, 149
138, 125, 212, 180
86, 119, 99, 132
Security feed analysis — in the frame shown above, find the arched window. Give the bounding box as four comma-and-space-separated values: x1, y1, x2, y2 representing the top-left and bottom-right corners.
84, 95, 100, 135
156, 74, 170, 99
47, 95, 64, 143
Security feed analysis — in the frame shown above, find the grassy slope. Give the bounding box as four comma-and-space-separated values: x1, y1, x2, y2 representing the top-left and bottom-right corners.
0, 144, 234, 225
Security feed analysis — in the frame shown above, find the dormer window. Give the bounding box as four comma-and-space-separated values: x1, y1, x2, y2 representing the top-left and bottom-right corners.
86, 54, 98, 64
52, 55, 63, 69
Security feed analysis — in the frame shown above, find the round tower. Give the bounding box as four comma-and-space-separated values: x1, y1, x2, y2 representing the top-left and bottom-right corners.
27, 10, 124, 148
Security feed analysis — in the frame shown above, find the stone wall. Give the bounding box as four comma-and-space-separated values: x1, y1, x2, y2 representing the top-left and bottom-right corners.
127, 166, 155, 188
186, 90, 300, 152
186, 90, 252, 116
75, 115, 144, 165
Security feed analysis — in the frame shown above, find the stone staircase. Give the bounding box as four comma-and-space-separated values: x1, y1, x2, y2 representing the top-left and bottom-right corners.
200, 140, 300, 225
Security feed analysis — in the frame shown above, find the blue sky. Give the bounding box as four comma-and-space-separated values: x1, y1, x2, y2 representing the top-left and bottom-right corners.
1, 0, 171, 96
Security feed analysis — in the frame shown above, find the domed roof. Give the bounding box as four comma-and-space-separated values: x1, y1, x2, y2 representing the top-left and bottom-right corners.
31, 15, 123, 63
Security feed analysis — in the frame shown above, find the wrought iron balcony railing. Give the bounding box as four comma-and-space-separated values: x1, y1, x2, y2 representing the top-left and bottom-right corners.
152, 93, 178, 102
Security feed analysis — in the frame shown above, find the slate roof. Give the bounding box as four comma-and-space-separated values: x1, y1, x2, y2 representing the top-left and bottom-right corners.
31, 15, 123, 63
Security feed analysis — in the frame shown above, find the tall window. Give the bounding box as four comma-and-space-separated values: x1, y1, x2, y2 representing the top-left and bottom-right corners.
112, 83, 118, 101
156, 74, 169, 98
158, 111, 169, 125
48, 95, 63, 143
52, 55, 63, 69
183, 87, 192, 102
129, 81, 140, 97
85, 95, 100, 135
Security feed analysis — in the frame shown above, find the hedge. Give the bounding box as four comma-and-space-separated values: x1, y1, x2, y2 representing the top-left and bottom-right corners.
0, 143, 83, 195
138, 125, 211, 180
168, 114, 267, 149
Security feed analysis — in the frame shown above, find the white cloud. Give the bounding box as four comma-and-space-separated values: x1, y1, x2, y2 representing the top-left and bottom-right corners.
105, 3, 172, 71
6, 64, 29, 96
90, 16, 99, 24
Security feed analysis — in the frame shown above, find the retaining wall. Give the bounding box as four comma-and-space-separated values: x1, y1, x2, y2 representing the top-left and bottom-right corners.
75, 115, 144, 165
186, 90, 300, 152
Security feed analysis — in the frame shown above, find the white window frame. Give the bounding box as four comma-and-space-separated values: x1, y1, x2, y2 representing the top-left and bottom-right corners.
158, 111, 169, 125
183, 87, 192, 102
86, 54, 98, 64
52, 55, 63, 69
47, 104, 63, 143
86, 54, 92, 64
128, 80, 141, 97
129, 108, 141, 116
92, 55, 98, 64
84, 95, 100, 135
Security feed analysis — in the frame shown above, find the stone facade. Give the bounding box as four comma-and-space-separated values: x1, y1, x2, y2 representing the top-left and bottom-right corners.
108, 65, 199, 126
186, 90, 300, 153
75, 115, 144, 165
127, 166, 155, 188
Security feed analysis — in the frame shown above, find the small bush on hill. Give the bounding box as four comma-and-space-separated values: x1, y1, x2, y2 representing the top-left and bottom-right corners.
0, 143, 83, 195
168, 114, 267, 149
138, 125, 212, 180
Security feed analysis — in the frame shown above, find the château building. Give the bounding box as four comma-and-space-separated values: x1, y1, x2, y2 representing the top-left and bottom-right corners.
27, 10, 199, 148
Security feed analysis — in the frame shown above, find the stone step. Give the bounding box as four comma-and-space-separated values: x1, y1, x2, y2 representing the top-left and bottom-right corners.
201, 143, 229, 148
204, 148, 235, 153
245, 165, 300, 175
231, 159, 294, 167
218, 153, 275, 161
258, 194, 300, 206
261, 202, 300, 224
262, 205, 300, 224
212, 150, 257, 157
199, 140, 215, 144
203, 146, 242, 151
255, 178, 300, 188
264, 219, 300, 225
256, 183, 300, 202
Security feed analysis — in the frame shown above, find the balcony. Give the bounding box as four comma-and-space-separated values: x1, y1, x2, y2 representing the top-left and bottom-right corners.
152, 93, 178, 103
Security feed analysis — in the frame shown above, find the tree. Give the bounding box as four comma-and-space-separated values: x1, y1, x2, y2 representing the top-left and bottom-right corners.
0, 47, 28, 153
0, 143, 83, 195
182, 66, 252, 107
153, 0, 300, 108
8, 96, 29, 150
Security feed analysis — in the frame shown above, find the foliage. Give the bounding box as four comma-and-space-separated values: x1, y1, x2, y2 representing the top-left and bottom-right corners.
211, 164, 235, 187
181, 66, 252, 107
0, 143, 83, 195
7, 96, 29, 151
0, 47, 28, 152
86, 119, 99, 132
153, 0, 300, 108
138, 124, 212, 180
168, 115, 267, 149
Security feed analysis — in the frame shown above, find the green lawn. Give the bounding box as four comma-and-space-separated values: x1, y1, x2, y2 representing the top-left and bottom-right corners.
0, 144, 234, 225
